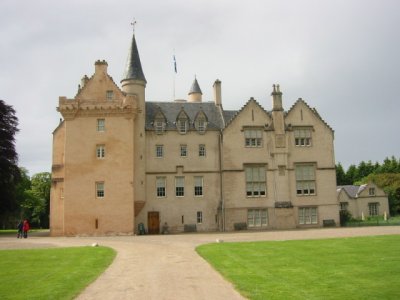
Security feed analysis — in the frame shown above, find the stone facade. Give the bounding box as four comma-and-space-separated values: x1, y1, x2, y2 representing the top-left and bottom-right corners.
50, 32, 339, 236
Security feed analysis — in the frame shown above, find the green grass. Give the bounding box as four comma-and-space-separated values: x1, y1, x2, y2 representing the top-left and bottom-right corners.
0, 246, 116, 300
196, 235, 400, 300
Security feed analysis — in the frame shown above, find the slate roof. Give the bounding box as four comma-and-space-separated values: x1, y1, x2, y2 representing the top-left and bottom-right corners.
121, 33, 146, 83
145, 101, 226, 130
337, 185, 367, 198
188, 78, 202, 95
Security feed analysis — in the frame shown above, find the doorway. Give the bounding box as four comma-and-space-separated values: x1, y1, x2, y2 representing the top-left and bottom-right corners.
148, 211, 160, 234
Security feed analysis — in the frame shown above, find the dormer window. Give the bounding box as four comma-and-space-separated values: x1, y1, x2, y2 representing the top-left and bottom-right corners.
154, 110, 166, 134
176, 110, 189, 134
194, 111, 208, 134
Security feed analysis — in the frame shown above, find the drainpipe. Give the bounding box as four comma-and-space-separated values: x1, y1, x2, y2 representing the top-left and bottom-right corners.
218, 130, 225, 231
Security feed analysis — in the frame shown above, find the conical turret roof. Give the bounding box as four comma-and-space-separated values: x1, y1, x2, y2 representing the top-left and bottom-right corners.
188, 78, 202, 95
121, 33, 146, 83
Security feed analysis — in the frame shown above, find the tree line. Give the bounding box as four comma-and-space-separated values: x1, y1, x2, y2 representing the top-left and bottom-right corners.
336, 157, 400, 215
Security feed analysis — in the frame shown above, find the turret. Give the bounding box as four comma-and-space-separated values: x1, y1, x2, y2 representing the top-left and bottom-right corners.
121, 32, 147, 96
188, 77, 202, 103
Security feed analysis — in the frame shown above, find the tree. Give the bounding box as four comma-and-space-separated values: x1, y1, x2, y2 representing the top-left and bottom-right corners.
0, 100, 20, 228
335, 163, 347, 185
19, 172, 51, 228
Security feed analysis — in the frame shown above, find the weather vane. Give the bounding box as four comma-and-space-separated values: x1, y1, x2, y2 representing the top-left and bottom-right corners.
131, 19, 137, 33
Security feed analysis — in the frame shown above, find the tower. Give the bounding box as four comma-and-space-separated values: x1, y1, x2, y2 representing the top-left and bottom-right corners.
121, 31, 147, 223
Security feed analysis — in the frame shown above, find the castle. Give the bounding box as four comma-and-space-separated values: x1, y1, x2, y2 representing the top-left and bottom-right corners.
50, 31, 339, 236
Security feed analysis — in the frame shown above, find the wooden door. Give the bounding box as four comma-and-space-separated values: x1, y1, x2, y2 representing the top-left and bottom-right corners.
148, 211, 160, 234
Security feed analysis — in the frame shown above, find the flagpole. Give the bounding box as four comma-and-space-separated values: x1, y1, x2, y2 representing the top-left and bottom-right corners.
173, 50, 177, 100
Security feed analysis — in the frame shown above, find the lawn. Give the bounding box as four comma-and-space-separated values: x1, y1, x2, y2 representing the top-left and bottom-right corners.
196, 235, 400, 300
0, 246, 116, 300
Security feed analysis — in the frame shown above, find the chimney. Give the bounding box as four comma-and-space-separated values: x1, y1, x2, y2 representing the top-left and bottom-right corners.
94, 60, 108, 74
272, 84, 283, 111
213, 79, 222, 107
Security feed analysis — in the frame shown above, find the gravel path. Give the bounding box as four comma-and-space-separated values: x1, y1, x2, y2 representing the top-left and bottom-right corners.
1, 226, 399, 299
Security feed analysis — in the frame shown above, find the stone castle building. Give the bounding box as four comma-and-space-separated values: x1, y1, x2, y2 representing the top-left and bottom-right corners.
50, 32, 339, 236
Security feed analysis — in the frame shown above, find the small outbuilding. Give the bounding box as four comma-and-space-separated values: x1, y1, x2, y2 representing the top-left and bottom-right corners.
337, 183, 389, 219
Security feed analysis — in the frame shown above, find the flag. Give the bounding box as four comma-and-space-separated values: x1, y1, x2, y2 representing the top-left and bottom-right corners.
173, 55, 177, 73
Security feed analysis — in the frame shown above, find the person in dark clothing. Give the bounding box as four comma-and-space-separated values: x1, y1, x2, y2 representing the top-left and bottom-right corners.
17, 221, 23, 238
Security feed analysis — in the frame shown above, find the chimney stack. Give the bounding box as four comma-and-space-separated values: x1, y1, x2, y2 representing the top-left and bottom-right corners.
213, 79, 222, 107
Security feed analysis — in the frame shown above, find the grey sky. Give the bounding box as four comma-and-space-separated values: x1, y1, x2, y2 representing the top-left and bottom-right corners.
1, 0, 399, 176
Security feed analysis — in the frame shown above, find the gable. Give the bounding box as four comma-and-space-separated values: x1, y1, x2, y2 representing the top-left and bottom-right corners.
75, 72, 124, 102
224, 98, 271, 131
286, 99, 333, 133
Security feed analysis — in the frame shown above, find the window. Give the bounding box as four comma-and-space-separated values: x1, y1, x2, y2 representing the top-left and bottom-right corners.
194, 111, 208, 134
244, 129, 262, 147
194, 176, 203, 196
294, 128, 312, 146
199, 144, 206, 157
97, 119, 105, 132
176, 111, 189, 134
155, 120, 165, 134
156, 145, 164, 158
175, 177, 184, 197
180, 145, 187, 157
197, 211, 203, 224
340, 202, 348, 211
369, 203, 379, 216
247, 209, 268, 227
106, 90, 114, 101
156, 177, 166, 197
295, 165, 316, 195
96, 182, 104, 198
96, 145, 105, 159
369, 187, 375, 196
245, 166, 266, 197
299, 207, 318, 224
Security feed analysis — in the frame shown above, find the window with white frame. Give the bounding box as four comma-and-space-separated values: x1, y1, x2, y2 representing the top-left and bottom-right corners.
97, 119, 105, 132
175, 177, 184, 197
368, 203, 379, 216
96, 182, 105, 198
180, 145, 187, 157
96, 145, 105, 159
247, 209, 268, 227
156, 145, 164, 158
245, 166, 266, 197
197, 211, 203, 224
244, 129, 263, 147
106, 90, 114, 101
199, 144, 206, 157
177, 111, 189, 134
156, 177, 166, 197
295, 165, 316, 196
194, 176, 203, 196
299, 207, 317, 224
195, 113, 207, 134
294, 128, 312, 146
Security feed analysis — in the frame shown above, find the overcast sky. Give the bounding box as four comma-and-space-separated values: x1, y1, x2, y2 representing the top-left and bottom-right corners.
1, 0, 399, 176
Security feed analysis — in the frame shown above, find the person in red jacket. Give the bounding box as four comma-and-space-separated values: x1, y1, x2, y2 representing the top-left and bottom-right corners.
23, 219, 30, 238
